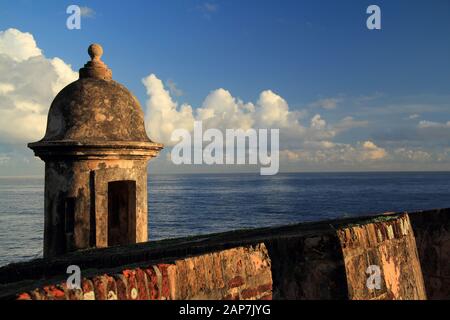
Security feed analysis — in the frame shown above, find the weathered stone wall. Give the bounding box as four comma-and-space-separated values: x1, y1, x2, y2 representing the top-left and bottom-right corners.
265, 213, 427, 300
1, 209, 449, 300
42, 158, 150, 258
14, 244, 272, 301
337, 214, 426, 300
89, 159, 149, 247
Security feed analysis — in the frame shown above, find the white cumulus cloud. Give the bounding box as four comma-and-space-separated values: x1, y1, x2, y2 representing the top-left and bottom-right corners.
361, 141, 387, 160
142, 74, 377, 167
142, 74, 195, 145
280, 140, 387, 164
142, 74, 339, 147
0, 28, 78, 143
0, 29, 42, 62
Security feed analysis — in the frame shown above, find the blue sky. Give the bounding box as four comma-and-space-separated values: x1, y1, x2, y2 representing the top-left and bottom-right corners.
0, 0, 449, 175
2, 0, 450, 106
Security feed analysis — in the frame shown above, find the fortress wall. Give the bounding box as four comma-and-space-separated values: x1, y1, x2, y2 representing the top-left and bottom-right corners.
1, 209, 448, 300
409, 208, 450, 299
264, 233, 348, 299
337, 214, 426, 300
267, 213, 427, 300
15, 244, 272, 300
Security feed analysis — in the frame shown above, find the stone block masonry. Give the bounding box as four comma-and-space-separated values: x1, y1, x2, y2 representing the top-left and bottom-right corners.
1, 208, 449, 300
13, 245, 271, 300
337, 214, 426, 299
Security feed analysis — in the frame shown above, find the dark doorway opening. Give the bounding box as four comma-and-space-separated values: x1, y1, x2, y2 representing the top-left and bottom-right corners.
107, 180, 136, 246
64, 197, 75, 252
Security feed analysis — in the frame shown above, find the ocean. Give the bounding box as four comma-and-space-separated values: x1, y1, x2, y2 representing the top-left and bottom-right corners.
0, 172, 449, 267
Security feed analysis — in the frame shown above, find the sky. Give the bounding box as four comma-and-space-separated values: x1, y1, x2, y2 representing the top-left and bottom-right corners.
0, 0, 449, 175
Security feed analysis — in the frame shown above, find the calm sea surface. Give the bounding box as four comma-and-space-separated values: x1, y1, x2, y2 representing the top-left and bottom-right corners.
0, 172, 449, 266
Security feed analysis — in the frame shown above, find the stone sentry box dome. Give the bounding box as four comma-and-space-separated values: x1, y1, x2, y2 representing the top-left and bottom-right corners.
28, 44, 163, 258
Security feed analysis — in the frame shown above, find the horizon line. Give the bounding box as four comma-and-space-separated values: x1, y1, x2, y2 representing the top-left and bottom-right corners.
1, 170, 450, 179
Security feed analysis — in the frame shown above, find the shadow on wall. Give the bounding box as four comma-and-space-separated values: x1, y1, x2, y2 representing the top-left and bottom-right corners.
0, 208, 449, 300
409, 208, 450, 299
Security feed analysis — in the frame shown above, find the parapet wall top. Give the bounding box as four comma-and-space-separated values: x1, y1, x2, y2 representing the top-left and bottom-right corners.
79, 43, 113, 81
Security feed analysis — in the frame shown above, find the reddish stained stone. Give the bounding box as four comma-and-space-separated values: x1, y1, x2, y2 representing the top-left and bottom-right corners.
105, 275, 118, 300
43, 285, 66, 300
122, 269, 134, 278
55, 284, 70, 299
122, 269, 139, 300
257, 283, 273, 293
228, 276, 244, 288
241, 288, 259, 299
260, 293, 272, 300
92, 276, 108, 300
157, 264, 171, 299
135, 268, 149, 300
16, 292, 32, 300
114, 275, 128, 300
144, 267, 159, 300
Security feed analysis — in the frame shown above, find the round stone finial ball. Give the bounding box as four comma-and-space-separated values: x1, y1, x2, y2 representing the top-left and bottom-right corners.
88, 43, 103, 61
